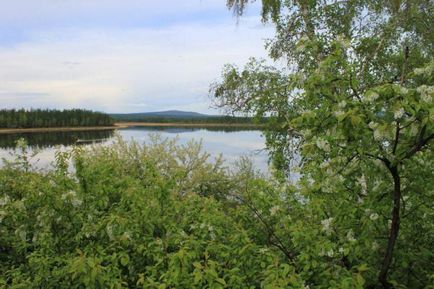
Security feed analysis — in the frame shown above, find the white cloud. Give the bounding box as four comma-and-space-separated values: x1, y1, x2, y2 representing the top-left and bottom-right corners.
0, 16, 273, 113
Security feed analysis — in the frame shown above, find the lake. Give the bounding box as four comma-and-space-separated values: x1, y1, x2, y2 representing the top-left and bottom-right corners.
0, 126, 269, 173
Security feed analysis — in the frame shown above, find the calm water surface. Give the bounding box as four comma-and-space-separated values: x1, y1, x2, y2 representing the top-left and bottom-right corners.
0, 126, 269, 173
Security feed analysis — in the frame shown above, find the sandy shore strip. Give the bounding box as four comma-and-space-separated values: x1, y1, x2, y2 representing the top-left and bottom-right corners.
0, 122, 262, 134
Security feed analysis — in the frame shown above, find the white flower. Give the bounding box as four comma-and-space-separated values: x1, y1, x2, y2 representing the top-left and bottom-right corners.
364, 91, 379, 102
358, 175, 368, 196
319, 160, 330, 169
302, 129, 312, 137
269, 205, 280, 216
373, 129, 382, 140
417, 85, 434, 103
122, 232, 131, 240
421, 93, 432, 103
414, 67, 425, 75
399, 86, 408, 95
334, 110, 345, 118
368, 121, 378, 130
259, 248, 269, 254
210, 232, 216, 240
321, 217, 334, 234
370, 213, 379, 221
326, 249, 334, 257
316, 138, 330, 152
338, 247, 344, 254
71, 198, 83, 207
62, 190, 82, 207
338, 101, 347, 108
106, 225, 114, 240
346, 229, 356, 242
372, 241, 379, 250
61, 190, 77, 200
0, 196, 10, 206
394, 108, 405, 119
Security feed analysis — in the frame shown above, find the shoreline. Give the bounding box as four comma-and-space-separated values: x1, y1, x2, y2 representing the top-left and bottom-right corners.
117, 122, 263, 128
0, 122, 262, 134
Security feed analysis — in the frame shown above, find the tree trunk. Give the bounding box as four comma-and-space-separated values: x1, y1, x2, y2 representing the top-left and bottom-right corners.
379, 165, 401, 288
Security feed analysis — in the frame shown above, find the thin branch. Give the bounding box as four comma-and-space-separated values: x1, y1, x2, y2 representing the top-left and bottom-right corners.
401, 129, 433, 160
392, 122, 400, 155
229, 193, 296, 263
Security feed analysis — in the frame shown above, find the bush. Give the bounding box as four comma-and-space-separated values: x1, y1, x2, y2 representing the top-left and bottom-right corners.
0, 136, 432, 288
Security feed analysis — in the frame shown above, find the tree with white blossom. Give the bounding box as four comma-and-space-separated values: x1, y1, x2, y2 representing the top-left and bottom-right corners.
212, 0, 433, 287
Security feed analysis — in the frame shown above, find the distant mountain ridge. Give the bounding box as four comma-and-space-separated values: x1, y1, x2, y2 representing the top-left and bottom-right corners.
109, 110, 259, 126
110, 110, 213, 120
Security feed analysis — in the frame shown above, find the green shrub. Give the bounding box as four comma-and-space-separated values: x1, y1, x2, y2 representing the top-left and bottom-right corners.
0, 136, 432, 288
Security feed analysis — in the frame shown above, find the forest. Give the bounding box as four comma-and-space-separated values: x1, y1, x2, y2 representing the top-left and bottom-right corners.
0, 109, 114, 128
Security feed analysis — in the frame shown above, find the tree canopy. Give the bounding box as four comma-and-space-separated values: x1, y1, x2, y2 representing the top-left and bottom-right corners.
0, 109, 114, 129
211, 0, 434, 287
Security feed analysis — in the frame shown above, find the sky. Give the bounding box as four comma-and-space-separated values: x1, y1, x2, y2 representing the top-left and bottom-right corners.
0, 0, 274, 114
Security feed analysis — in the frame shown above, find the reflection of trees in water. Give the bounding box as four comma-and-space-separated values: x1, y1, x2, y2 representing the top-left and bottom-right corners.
0, 130, 115, 149
124, 126, 261, 134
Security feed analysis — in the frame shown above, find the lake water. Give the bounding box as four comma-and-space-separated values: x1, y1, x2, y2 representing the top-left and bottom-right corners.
0, 126, 269, 173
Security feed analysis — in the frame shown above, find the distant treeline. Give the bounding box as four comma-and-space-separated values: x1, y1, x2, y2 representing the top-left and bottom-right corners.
0, 109, 114, 128
111, 115, 263, 125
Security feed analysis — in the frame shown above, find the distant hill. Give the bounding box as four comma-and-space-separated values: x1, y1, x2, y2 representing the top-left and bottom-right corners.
110, 110, 212, 121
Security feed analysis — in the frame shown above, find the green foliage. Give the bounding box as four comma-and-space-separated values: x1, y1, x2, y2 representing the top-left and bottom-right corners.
0, 109, 114, 128
1, 131, 432, 288
0, 138, 292, 288
212, 0, 434, 288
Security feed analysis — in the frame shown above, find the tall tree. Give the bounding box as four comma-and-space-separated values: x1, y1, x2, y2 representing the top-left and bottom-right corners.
212, 0, 433, 287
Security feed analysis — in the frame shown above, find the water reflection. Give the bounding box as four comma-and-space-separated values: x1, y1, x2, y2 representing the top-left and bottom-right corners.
129, 126, 261, 134
0, 126, 269, 173
0, 130, 115, 149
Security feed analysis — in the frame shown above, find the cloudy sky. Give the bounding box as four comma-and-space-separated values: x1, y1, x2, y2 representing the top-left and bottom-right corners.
0, 0, 273, 114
